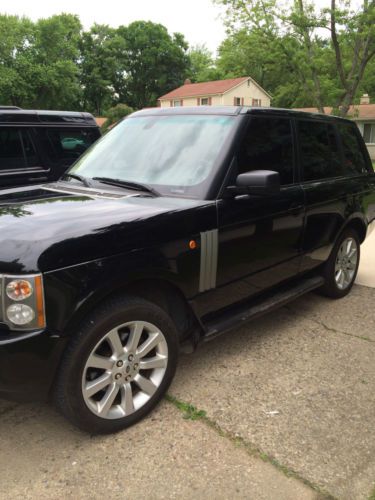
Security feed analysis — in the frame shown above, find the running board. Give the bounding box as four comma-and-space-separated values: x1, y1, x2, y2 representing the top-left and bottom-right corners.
203, 276, 324, 341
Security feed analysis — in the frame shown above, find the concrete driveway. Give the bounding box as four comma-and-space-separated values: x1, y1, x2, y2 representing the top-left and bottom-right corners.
1, 238, 374, 500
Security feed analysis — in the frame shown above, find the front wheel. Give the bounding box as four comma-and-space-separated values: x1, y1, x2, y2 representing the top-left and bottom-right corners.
319, 228, 360, 299
54, 296, 179, 434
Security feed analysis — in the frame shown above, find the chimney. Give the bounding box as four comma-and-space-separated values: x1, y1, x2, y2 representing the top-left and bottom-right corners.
184, 78, 192, 85
360, 93, 370, 105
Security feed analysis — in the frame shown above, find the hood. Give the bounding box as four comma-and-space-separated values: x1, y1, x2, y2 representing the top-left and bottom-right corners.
0, 183, 208, 273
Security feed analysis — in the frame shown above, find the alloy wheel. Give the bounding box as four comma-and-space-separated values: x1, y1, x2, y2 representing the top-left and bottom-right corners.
82, 321, 168, 419
334, 237, 358, 290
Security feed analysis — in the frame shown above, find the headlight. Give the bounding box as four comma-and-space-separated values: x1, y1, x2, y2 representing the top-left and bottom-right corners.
6, 280, 33, 301
1, 274, 45, 330
6, 304, 35, 325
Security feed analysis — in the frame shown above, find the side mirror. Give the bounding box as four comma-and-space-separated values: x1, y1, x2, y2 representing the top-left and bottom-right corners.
232, 170, 281, 196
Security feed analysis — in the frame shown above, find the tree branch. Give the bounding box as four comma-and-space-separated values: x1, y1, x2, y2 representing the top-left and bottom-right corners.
330, 0, 348, 90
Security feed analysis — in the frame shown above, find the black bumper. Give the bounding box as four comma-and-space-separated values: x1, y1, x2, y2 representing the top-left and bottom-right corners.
0, 330, 67, 401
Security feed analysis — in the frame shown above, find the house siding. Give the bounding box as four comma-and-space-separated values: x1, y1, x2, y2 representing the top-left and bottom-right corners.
159, 78, 271, 108
222, 80, 271, 107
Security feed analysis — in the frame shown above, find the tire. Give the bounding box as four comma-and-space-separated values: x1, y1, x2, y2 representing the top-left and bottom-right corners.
319, 228, 360, 299
54, 296, 179, 434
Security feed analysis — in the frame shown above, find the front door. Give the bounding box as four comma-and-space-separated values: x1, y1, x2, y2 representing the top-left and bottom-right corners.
195, 115, 305, 317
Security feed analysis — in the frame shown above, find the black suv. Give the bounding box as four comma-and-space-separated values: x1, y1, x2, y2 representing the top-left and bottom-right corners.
0, 107, 100, 188
0, 106, 374, 434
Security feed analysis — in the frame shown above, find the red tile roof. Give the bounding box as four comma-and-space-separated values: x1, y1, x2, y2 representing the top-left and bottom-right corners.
295, 104, 375, 120
159, 77, 249, 100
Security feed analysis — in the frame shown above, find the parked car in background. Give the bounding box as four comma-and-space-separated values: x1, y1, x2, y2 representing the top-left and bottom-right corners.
0, 106, 374, 434
0, 107, 100, 188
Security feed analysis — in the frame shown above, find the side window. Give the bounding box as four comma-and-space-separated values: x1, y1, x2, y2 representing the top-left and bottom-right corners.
20, 130, 39, 168
0, 128, 39, 171
37, 128, 98, 165
298, 120, 342, 181
337, 122, 369, 175
237, 117, 294, 185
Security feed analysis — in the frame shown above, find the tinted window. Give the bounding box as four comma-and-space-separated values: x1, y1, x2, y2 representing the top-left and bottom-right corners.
37, 128, 98, 165
298, 121, 342, 181
238, 117, 294, 185
337, 122, 369, 174
21, 130, 39, 167
0, 128, 39, 170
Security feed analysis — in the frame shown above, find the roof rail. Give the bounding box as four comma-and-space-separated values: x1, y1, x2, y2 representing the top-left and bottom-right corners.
0, 106, 22, 110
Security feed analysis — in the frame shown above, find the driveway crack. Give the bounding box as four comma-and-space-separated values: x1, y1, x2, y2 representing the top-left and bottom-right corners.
166, 394, 337, 500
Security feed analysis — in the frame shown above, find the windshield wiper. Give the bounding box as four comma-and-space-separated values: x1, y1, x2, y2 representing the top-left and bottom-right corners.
63, 173, 92, 188
92, 177, 160, 196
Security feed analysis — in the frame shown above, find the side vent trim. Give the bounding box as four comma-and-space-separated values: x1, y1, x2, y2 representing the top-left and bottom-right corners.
199, 229, 218, 292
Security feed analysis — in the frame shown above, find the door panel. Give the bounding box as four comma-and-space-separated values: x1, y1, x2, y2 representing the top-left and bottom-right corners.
193, 187, 305, 318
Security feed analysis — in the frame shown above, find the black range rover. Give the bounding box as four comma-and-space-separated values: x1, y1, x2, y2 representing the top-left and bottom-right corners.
0, 106, 374, 434
0, 107, 100, 188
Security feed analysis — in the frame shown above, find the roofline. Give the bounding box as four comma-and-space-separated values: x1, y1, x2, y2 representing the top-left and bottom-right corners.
159, 77, 272, 101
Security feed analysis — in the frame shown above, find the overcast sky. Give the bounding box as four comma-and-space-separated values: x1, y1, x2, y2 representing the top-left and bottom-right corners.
2, 0, 362, 55
1, 0, 227, 54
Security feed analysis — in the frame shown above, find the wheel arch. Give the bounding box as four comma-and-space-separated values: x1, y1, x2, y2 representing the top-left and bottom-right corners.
339, 215, 367, 244
61, 276, 203, 344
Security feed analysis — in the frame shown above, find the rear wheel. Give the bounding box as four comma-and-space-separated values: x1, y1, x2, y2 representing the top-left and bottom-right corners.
55, 296, 178, 434
319, 228, 360, 298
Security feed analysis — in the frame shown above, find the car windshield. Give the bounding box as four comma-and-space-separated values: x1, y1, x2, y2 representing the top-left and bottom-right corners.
69, 114, 236, 197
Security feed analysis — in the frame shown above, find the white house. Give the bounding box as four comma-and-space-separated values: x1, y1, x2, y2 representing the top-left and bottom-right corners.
158, 76, 272, 108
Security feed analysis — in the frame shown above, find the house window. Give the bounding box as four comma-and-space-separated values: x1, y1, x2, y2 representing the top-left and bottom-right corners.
200, 97, 209, 105
235, 97, 241, 106
252, 98, 262, 106
363, 123, 374, 143
173, 100, 182, 107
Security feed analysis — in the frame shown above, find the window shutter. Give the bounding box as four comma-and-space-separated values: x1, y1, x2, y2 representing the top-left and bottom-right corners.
181, 99, 183, 106
170, 100, 173, 107
241, 97, 244, 105
233, 97, 236, 105
197, 98, 200, 105
259, 99, 262, 106
252, 98, 256, 106
208, 97, 212, 105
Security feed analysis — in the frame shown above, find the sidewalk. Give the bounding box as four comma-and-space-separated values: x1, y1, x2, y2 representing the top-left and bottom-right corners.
356, 230, 375, 288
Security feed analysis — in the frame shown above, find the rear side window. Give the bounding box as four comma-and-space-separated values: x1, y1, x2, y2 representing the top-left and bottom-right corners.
298, 120, 342, 181
0, 128, 39, 171
337, 122, 369, 174
238, 116, 294, 185
37, 128, 98, 165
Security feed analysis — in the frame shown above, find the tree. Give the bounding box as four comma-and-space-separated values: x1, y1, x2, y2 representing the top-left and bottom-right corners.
216, 0, 375, 115
115, 21, 190, 109
101, 103, 134, 132
79, 24, 120, 115
188, 44, 223, 82
0, 14, 82, 110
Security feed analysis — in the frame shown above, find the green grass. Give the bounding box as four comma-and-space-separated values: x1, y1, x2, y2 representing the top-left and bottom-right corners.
372, 161, 375, 170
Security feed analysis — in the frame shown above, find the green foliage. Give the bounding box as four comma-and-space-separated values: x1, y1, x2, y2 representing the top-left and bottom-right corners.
0, 16, 191, 113
101, 104, 134, 132
0, 13, 82, 109
115, 21, 190, 109
188, 44, 223, 82
215, 0, 375, 115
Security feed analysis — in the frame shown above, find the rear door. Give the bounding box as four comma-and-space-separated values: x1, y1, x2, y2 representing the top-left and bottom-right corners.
0, 126, 47, 188
297, 118, 370, 272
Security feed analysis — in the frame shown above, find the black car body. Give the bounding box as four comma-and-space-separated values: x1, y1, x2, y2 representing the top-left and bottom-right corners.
0, 106, 374, 433
0, 108, 100, 188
